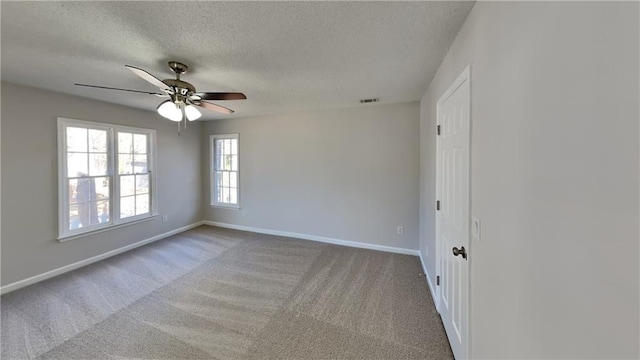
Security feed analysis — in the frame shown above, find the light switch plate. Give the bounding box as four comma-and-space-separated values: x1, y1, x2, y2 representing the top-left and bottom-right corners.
472, 216, 481, 241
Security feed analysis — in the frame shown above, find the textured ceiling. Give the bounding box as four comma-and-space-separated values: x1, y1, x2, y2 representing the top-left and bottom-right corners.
1, 1, 474, 120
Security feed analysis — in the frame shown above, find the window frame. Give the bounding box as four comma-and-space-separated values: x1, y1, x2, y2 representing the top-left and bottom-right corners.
210, 134, 240, 209
57, 117, 157, 240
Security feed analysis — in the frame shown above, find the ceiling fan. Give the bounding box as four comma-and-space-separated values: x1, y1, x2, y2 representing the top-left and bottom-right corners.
76, 61, 246, 132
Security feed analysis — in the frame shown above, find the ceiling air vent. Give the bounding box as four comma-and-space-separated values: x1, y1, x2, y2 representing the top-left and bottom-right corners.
359, 98, 380, 104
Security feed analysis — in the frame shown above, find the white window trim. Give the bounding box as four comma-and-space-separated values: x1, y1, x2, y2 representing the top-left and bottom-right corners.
210, 134, 240, 209
57, 117, 158, 240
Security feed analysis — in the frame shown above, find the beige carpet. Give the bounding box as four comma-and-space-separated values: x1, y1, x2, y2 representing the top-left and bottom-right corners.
1, 225, 452, 359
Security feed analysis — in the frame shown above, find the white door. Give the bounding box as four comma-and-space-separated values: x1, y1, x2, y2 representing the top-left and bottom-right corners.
436, 66, 470, 359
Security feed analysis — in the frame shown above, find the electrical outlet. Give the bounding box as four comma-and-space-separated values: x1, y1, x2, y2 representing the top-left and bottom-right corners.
397, 226, 404, 235
162, 215, 168, 223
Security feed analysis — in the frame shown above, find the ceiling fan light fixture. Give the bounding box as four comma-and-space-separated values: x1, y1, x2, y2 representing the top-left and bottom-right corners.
185, 104, 202, 121
157, 100, 182, 122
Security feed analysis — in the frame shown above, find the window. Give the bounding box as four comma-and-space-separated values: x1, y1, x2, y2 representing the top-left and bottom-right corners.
211, 134, 239, 208
117, 132, 151, 219
58, 118, 156, 239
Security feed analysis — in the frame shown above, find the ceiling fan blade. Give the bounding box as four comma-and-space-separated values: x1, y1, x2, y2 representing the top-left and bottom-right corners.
125, 65, 171, 91
194, 100, 235, 115
75, 83, 166, 96
192, 92, 246, 101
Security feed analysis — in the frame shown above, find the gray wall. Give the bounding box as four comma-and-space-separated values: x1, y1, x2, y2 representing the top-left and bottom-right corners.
420, 2, 639, 358
1, 83, 202, 286
202, 102, 420, 251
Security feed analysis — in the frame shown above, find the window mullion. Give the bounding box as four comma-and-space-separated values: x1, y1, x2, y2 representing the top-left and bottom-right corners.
113, 130, 120, 224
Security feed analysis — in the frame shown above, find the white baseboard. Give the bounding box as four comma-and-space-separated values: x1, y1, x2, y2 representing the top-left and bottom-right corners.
203, 221, 420, 256
419, 252, 439, 310
0, 221, 205, 295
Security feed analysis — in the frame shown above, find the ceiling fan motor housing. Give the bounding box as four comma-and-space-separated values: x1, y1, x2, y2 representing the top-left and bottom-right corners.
162, 79, 195, 97
164, 61, 195, 100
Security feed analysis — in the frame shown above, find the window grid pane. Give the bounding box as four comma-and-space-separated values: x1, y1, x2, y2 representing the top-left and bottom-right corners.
89, 153, 107, 176
136, 174, 149, 195
120, 175, 135, 197
136, 194, 149, 215
118, 133, 133, 154
120, 195, 135, 218
89, 129, 107, 152
69, 176, 110, 230
67, 127, 88, 152
134, 155, 148, 173
119, 154, 133, 174
133, 134, 147, 154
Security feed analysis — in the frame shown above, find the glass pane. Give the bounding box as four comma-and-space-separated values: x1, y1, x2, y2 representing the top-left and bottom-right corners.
230, 172, 237, 188
231, 155, 238, 171
133, 134, 147, 154
222, 187, 229, 203
94, 177, 110, 200
222, 172, 230, 187
135, 194, 149, 215
69, 204, 80, 230
77, 201, 97, 228
133, 155, 147, 173
120, 175, 135, 197
119, 154, 133, 174
67, 127, 87, 152
216, 139, 224, 151
89, 154, 107, 176
120, 196, 135, 218
229, 188, 238, 204
224, 155, 232, 171
136, 174, 149, 194
90, 201, 99, 226
118, 133, 133, 154
68, 153, 88, 177
231, 139, 238, 155
215, 171, 222, 188
216, 186, 223, 203
75, 177, 95, 203
217, 153, 224, 171
89, 129, 107, 152
223, 139, 230, 154
96, 200, 110, 224
68, 179, 78, 204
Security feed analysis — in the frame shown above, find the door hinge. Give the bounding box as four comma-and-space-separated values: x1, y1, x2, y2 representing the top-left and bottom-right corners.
437, 124, 441, 135
436, 275, 440, 286
436, 200, 440, 211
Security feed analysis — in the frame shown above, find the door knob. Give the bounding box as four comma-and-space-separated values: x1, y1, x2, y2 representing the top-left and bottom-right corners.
452, 246, 467, 259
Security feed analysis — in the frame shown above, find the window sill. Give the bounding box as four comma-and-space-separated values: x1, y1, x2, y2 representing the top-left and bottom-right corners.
210, 204, 240, 210
57, 215, 158, 243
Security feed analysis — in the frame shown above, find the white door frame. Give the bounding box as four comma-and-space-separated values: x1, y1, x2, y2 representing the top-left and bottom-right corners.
435, 64, 471, 358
